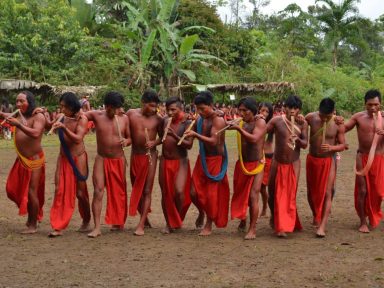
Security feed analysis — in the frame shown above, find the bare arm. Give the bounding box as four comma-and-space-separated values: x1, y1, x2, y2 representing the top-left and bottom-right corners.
123, 116, 132, 147
187, 116, 224, 146
266, 117, 276, 133
344, 116, 357, 133
234, 119, 266, 144
296, 121, 308, 149
9, 114, 46, 139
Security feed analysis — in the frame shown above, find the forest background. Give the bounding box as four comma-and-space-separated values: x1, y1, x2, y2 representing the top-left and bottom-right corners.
0, 0, 383, 114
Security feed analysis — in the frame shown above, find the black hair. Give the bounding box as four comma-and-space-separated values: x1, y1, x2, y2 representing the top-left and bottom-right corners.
141, 89, 160, 104
284, 95, 302, 109
364, 89, 381, 103
194, 91, 213, 106
60, 92, 81, 113
20, 90, 36, 117
319, 97, 335, 115
238, 97, 258, 115
104, 91, 124, 108
259, 102, 274, 123
165, 96, 183, 108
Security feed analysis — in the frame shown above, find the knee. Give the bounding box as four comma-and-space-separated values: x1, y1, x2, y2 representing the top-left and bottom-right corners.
142, 188, 152, 197
76, 189, 87, 200
93, 189, 104, 200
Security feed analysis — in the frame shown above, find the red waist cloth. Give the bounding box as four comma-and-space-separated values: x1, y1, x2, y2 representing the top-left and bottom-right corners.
104, 157, 127, 226
231, 160, 259, 220
6, 152, 45, 221
162, 158, 191, 228
192, 155, 230, 228
129, 154, 152, 216
306, 154, 333, 224
354, 154, 384, 228
50, 153, 89, 230
262, 157, 272, 186
274, 162, 302, 233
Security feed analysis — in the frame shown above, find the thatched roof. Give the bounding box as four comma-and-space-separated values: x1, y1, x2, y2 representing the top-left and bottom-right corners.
0, 79, 102, 97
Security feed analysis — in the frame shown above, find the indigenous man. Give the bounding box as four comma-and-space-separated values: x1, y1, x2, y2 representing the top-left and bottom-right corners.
344, 89, 384, 233
267, 95, 308, 237
48, 92, 91, 237
127, 90, 163, 236
229, 97, 266, 240
305, 98, 345, 237
159, 97, 193, 234
85, 91, 131, 238
184, 91, 230, 236
259, 102, 274, 217
0, 91, 46, 234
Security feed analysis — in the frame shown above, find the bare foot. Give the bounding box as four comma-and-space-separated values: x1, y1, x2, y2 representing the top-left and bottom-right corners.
277, 232, 287, 238
198, 227, 212, 236
312, 219, 320, 227
269, 217, 275, 229
259, 210, 267, 217
316, 228, 326, 238
144, 218, 152, 228
134, 226, 145, 236
195, 213, 205, 229
358, 224, 370, 233
110, 225, 123, 231
20, 227, 37, 234
244, 229, 256, 240
87, 229, 101, 238
77, 222, 90, 233
161, 226, 174, 234
238, 220, 246, 232
48, 230, 63, 238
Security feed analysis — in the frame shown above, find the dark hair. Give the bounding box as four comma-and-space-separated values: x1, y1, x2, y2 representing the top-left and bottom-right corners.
142, 89, 160, 104
165, 96, 183, 108
259, 102, 274, 123
60, 92, 81, 113
20, 90, 36, 117
238, 97, 258, 115
194, 91, 213, 105
319, 97, 335, 115
284, 95, 302, 109
364, 89, 381, 103
104, 91, 124, 108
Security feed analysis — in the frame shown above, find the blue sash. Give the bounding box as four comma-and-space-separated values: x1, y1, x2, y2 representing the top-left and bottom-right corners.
58, 120, 88, 181
197, 117, 228, 182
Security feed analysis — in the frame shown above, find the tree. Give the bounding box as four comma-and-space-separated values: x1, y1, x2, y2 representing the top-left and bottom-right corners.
312, 0, 361, 71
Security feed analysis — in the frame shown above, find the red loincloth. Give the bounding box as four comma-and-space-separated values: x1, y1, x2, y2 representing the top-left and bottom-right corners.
262, 157, 272, 186
231, 160, 259, 220
162, 158, 192, 228
274, 162, 302, 233
104, 157, 127, 226
354, 154, 384, 228
129, 154, 152, 216
87, 121, 94, 131
6, 152, 45, 221
306, 154, 333, 224
192, 155, 230, 228
50, 154, 89, 230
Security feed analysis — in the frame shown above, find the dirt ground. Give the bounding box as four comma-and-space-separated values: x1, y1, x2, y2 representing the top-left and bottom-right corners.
0, 131, 383, 288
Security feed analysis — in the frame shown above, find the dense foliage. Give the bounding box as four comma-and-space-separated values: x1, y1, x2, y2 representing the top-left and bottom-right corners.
0, 0, 383, 113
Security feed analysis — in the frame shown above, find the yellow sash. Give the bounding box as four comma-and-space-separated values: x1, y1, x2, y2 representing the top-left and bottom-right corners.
237, 120, 265, 175
13, 127, 45, 170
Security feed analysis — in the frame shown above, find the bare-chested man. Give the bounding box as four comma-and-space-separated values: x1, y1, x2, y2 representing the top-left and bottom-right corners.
85, 91, 131, 238
229, 97, 266, 239
184, 91, 230, 236
47, 92, 91, 237
127, 90, 163, 236
344, 89, 384, 233
305, 98, 345, 237
259, 102, 274, 217
159, 97, 193, 234
267, 95, 308, 237
0, 91, 46, 234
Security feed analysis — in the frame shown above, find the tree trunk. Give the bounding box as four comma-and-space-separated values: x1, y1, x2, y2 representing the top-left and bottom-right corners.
332, 42, 338, 72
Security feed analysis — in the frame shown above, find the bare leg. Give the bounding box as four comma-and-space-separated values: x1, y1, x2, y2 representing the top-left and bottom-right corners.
159, 157, 171, 234
355, 155, 370, 233
134, 153, 158, 236
238, 219, 246, 232
260, 184, 268, 217
88, 155, 105, 238
245, 173, 263, 240
76, 154, 91, 232
268, 160, 277, 230
199, 217, 213, 236
190, 183, 204, 229
316, 159, 336, 237
21, 166, 43, 234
